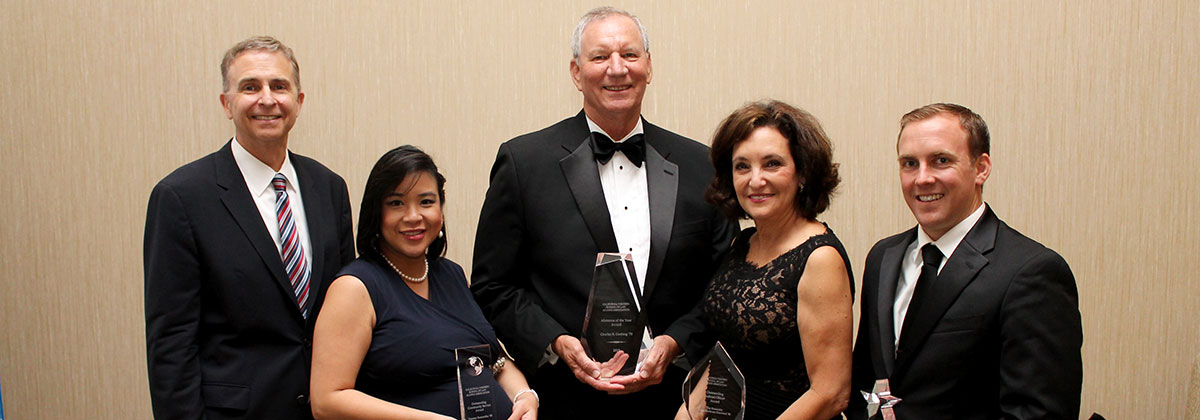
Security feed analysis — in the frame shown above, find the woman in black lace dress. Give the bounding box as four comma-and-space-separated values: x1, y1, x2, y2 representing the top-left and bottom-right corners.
682, 100, 853, 420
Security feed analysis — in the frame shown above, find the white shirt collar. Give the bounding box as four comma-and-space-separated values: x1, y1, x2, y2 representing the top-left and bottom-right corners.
916, 202, 987, 260
584, 115, 645, 142
230, 137, 299, 195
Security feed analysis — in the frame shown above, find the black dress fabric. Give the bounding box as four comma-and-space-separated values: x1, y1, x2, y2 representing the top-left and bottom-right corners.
336, 257, 513, 418
699, 226, 853, 420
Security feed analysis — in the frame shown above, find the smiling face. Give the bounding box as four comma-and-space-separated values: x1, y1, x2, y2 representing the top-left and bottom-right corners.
732, 127, 802, 224
379, 172, 443, 265
570, 15, 652, 124
897, 114, 991, 240
220, 50, 304, 150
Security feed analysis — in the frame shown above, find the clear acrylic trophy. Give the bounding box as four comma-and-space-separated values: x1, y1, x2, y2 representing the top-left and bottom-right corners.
682, 341, 745, 420
455, 344, 496, 420
861, 379, 901, 420
580, 252, 647, 376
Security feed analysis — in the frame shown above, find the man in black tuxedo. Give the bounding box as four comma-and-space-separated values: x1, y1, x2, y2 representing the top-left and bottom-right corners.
847, 103, 1083, 420
471, 7, 737, 419
144, 36, 354, 420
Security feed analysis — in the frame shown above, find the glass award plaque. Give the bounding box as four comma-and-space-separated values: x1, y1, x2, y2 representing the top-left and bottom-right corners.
682, 341, 745, 420
580, 252, 646, 376
455, 345, 496, 420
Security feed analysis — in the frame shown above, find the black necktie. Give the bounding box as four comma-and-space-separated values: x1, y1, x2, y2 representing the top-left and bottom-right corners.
902, 243, 943, 337
591, 132, 646, 167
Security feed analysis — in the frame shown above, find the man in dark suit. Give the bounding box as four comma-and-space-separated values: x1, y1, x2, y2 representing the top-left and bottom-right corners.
471, 7, 737, 419
144, 36, 354, 420
847, 103, 1083, 420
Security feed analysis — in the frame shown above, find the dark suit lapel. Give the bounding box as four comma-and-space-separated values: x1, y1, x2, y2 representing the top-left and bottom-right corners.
559, 133, 619, 252
876, 229, 914, 376
293, 154, 329, 317
894, 209, 997, 376
640, 143, 676, 305
214, 141, 302, 320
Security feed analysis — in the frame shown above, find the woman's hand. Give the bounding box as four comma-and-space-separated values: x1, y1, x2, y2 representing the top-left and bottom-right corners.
507, 394, 538, 420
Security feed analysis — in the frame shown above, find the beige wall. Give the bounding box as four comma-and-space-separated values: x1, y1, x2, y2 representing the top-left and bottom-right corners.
1, 1, 1195, 418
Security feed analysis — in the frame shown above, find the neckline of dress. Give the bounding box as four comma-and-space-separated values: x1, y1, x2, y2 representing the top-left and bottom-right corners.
740, 226, 833, 270
379, 259, 436, 302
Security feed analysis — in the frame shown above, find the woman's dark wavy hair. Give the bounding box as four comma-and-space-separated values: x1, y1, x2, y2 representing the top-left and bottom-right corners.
356, 145, 447, 265
705, 100, 840, 221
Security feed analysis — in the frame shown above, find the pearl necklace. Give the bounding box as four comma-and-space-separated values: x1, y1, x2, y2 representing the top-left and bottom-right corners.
379, 248, 429, 283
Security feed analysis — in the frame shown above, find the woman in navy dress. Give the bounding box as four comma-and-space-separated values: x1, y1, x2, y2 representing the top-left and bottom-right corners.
311, 146, 538, 420
680, 101, 853, 420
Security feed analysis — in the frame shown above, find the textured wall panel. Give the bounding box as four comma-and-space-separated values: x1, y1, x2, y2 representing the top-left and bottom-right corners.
0, 1, 1194, 418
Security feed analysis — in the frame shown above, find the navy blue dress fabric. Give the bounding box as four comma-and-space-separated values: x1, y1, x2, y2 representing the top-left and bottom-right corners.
336, 257, 513, 418
700, 227, 853, 420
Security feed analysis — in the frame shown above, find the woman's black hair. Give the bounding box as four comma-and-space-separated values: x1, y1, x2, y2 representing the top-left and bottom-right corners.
356, 145, 447, 265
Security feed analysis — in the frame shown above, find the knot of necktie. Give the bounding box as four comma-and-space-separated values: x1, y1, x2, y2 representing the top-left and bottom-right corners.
272, 173, 288, 193
590, 132, 646, 167
921, 243, 943, 269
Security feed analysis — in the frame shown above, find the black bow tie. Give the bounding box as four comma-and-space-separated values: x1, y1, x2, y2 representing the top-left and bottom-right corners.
590, 132, 646, 167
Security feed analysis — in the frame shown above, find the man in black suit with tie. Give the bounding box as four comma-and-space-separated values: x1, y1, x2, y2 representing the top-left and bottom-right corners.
471, 7, 737, 419
144, 36, 354, 420
847, 103, 1083, 420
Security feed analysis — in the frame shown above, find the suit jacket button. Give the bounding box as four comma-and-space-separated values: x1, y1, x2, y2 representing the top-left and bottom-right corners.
296, 394, 309, 406
303, 338, 312, 347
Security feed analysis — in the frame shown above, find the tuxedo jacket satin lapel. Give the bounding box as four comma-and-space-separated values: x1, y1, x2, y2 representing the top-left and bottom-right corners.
559, 130, 679, 304
560, 135, 619, 253
641, 145, 677, 303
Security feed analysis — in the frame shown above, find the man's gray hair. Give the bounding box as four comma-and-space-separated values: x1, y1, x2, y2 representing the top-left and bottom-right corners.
570, 7, 650, 64
220, 36, 301, 92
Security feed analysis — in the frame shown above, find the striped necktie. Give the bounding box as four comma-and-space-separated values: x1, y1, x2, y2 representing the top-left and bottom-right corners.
272, 173, 311, 318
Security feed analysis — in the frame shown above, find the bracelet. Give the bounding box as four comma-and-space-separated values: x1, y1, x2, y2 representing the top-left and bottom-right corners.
513, 388, 539, 408
490, 356, 507, 375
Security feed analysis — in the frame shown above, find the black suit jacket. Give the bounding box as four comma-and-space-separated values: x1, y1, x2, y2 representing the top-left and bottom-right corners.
470, 112, 737, 412
144, 141, 354, 420
847, 206, 1082, 420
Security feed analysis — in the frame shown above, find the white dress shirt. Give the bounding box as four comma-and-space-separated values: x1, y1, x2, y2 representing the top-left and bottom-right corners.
546, 117, 654, 369
230, 138, 313, 269
586, 116, 652, 293
893, 203, 987, 347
